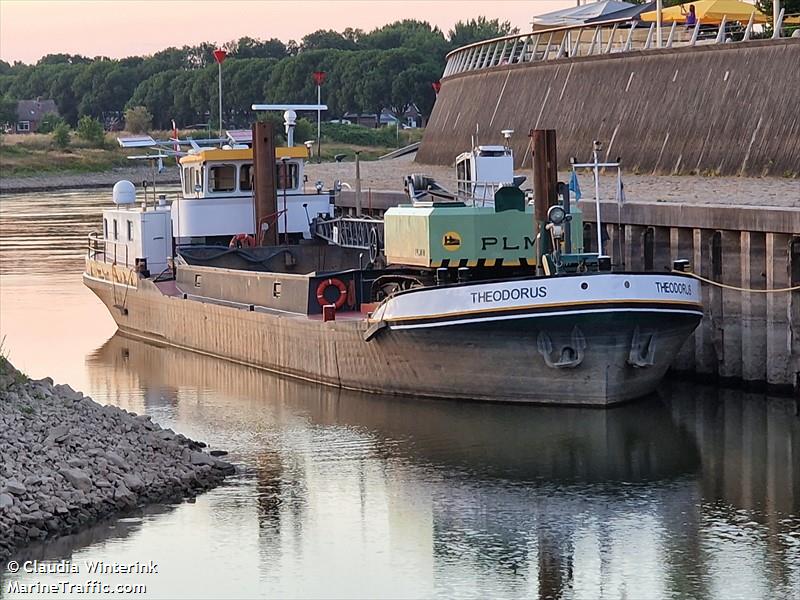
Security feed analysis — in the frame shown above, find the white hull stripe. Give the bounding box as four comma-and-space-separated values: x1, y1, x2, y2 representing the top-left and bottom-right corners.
388, 307, 704, 330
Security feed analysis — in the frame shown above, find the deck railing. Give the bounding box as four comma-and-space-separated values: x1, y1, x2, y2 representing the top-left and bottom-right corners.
87, 232, 130, 267
442, 11, 798, 79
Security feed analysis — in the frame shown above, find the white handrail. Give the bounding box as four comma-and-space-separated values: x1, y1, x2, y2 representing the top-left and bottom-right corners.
442, 13, 783, 80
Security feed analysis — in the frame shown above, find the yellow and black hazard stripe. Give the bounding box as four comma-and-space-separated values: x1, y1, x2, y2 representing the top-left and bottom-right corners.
430, 257, 535, 268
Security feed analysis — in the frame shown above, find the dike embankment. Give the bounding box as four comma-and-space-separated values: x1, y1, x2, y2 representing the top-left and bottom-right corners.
0, 359, 234, 562
417, 39, 800, 177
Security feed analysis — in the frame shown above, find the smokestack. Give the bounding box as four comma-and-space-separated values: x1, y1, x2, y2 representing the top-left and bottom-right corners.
252, 121, 278, 246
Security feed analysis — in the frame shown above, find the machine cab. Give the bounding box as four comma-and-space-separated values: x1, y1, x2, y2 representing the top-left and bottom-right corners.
455, 145, 515, 207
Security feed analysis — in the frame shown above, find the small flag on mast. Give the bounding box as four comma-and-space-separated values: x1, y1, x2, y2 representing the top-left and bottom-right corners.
568, 170, 582, 200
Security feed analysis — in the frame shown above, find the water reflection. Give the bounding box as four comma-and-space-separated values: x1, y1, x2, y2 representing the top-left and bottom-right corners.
76, 333, 800, 598
2, 188, 799, 597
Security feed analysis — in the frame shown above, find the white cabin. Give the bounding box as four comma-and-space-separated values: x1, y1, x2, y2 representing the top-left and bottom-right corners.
455, 145, 515, 206
173, 146, 332, 243
99, 181, 173, 274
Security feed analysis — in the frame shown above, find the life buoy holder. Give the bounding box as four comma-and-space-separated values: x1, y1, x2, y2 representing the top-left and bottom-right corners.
316, 278, 347, 310
229, 234, 255, 249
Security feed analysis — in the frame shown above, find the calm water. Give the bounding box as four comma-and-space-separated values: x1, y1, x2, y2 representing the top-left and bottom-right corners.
0, 189, 799, 599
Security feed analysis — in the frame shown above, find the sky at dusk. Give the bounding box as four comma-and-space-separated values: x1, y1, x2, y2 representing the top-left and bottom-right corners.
0, 0, 576, 64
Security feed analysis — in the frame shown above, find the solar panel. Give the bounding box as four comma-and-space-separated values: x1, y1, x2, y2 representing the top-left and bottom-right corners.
117, 135, 156, 148
226, 129, 252, 144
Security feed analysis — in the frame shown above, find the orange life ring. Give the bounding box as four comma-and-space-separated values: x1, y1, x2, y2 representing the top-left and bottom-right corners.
316, 278, 347, 310
229, 233, 255, 248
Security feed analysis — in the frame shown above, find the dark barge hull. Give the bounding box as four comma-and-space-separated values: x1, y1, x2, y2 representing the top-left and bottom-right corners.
84, 262, 701, 406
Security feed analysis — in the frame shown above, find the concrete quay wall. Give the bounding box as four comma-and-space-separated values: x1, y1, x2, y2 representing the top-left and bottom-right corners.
417, 39, 800, 177
580, 201, 799, 393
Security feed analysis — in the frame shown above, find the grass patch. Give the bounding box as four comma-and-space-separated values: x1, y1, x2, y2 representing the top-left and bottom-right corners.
0, 132, 131, 177
0, 335, 28, 386
0, 127, 425, 177
317, 143, 398, 162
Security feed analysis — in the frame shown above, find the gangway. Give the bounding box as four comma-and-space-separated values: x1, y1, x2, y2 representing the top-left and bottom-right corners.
378, 142, 420, 161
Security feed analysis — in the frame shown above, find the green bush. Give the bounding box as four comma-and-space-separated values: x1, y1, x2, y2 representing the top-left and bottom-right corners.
52, 123, 71, 149
321, 122, 396, 146
124, 106, 153, 134
76, 115, 105, 146
255, 114, 315, 146
37, 112, 65, 134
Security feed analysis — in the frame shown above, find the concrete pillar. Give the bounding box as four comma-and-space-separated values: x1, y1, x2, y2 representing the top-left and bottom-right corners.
672, 227, 696, 370
653, 226, 671, 272
625, 225, 647, 271
720, 231, 743, 380
766, 233, 792, 389
790, 237, 800, 394
694, 229, 719, 376
609, 223, 625, 269
670, 227, 694, 264
740, 231, 767, 384
584, 223, 597, 254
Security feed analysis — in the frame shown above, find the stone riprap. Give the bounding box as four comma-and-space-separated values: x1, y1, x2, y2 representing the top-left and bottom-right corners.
0, 359, 234, 562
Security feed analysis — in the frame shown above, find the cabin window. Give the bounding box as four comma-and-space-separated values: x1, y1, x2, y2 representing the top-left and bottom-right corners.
183, 167, 193, 195
210, 164, 236, 192
240, 163, 253, 191
456, 159, 471, 195
276, 162, 298, 190
478, 149, 507, 157
127, 220, 133, 241
17, 121, 30, 132
113, 219, 118, 241
103, 218, 108, 240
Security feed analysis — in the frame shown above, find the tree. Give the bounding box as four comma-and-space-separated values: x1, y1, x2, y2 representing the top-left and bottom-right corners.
124, 106, 152, 133
301, 30, 359, 51
37, 53, 90, 66
361, 20, 441, 49
225, 37, 287, 60
0, 94, 16, 127
52, 122, 70, 148
755, 0, 800, 16
48, 66, 83, 125
191, 42, 219, 68
76, 115, 104, 145
448, 17, 518, 49
36, 112, 64, 133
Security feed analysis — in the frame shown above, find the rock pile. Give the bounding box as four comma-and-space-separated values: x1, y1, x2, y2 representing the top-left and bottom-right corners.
0, 359, 234, 562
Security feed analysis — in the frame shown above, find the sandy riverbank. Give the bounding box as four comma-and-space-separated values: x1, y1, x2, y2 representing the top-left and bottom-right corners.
0, 358, 235, 562
2, 155, 797, 208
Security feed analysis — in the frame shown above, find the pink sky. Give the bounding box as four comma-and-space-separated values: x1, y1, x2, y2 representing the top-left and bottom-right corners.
0, 0, 574, 64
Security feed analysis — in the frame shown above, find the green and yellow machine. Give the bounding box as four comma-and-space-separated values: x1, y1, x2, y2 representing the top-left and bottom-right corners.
383, 186, 584, 271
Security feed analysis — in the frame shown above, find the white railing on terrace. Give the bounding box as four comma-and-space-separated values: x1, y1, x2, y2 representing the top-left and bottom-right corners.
442, 12, 799, 78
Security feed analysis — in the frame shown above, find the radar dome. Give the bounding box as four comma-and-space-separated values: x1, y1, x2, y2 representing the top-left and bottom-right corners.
112, 180, 136, 205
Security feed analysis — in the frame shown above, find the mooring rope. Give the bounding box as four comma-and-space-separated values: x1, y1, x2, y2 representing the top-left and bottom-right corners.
673, 270, 800, 293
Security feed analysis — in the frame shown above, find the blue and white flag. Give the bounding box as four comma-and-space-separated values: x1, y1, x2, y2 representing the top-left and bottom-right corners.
568, 170, 582, 200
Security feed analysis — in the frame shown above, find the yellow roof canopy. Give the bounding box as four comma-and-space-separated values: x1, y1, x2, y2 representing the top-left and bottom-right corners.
179, 145, 308, 165
640, 0, 772, 24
